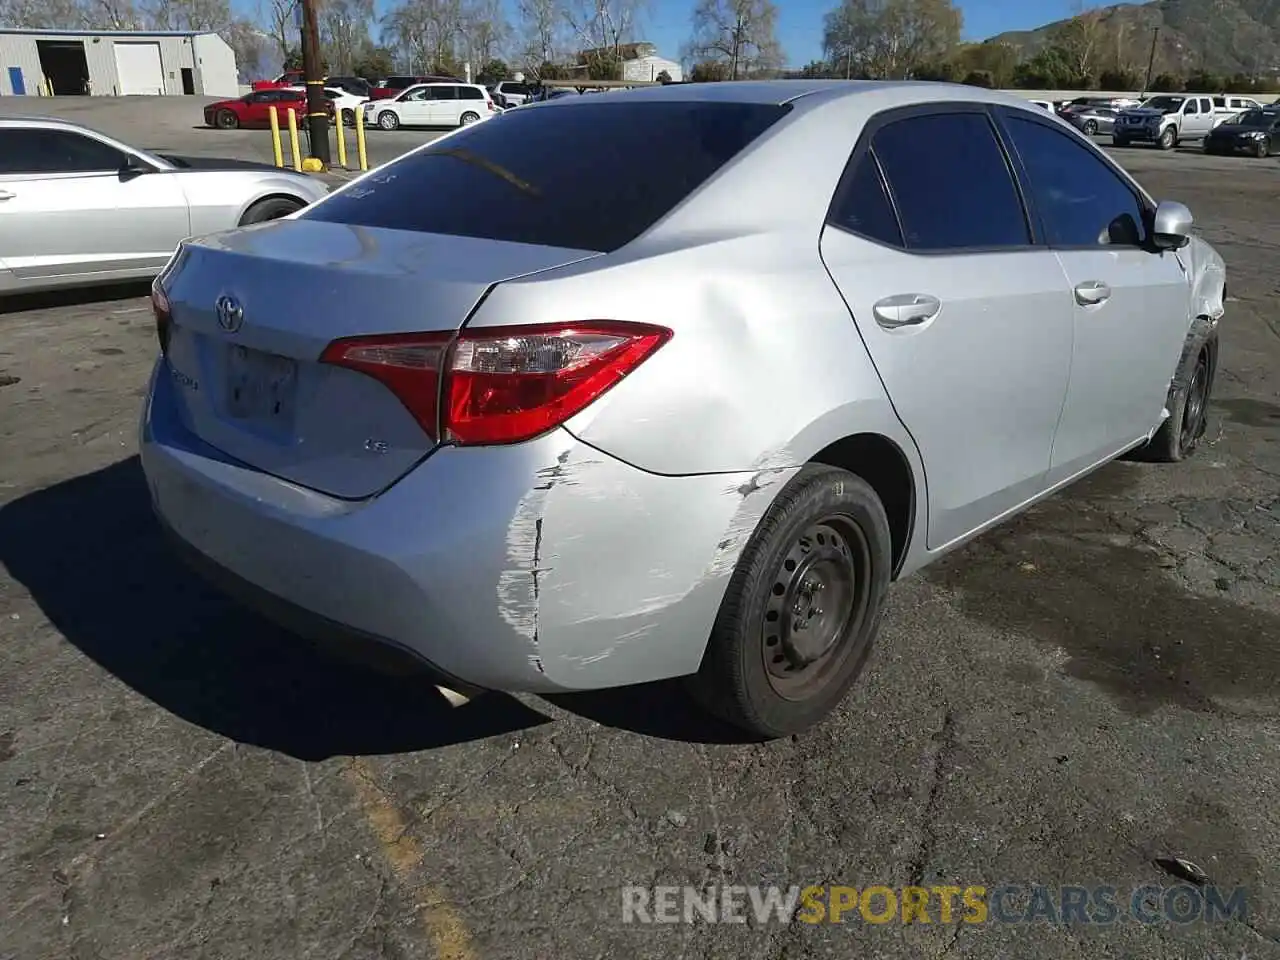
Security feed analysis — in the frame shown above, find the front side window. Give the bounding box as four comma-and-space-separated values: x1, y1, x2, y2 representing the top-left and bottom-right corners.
1184, 100, 1199, 114
0, 129, 126, 174
871, 111, 1030, 251
303, 101, 790, 252
431, 86, 458, 100
1003, 114, 1145, 248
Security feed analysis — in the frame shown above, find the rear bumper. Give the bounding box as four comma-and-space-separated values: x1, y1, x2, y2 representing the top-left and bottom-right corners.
140, 360, 793, 693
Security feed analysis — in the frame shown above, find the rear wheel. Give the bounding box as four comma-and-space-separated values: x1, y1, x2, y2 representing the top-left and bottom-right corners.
377, 110, 399, 130
215, 109, 239, 130
239, 196, 305, 226
686, 465, 892, 738
1083, 119, 1098, 135
459, 110, 481, 126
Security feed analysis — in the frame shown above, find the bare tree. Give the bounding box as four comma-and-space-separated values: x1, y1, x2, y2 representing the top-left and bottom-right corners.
0, 0, 86, 28
221, 18, 267, 78
459, 0, 510, 71
822, 0, 962, 80
143, 0, 230, 30
82, 0, 145, 29
260, 0, 297, 61
1049, 0, 1106, 81
382, 0, 466, 72
322, 0, 374, 72
515, 0, 565, 71
561, 0, 645, 63
684, 0, 782, 79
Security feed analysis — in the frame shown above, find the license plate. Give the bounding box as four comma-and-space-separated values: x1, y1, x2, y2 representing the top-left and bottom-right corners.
226, 345, 298, 426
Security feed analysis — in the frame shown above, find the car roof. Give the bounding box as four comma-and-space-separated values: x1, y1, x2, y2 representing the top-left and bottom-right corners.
535, 79, 1065, 113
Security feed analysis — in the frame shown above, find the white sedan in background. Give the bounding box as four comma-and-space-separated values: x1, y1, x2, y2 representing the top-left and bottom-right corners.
0, 116, 327, 295
288, 85, 369, 126
362, 82, 499, 130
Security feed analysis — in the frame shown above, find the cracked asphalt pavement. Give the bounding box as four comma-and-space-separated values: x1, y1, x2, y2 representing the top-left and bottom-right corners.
2, 146, 1279, 960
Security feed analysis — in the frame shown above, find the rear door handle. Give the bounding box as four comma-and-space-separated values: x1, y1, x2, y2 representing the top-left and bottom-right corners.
1074, 280, 1112, 305
872, 293, 941, 329
0, 190, 14, 201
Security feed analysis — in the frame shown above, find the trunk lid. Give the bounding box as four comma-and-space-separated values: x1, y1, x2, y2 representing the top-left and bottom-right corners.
162, 219, 599, 499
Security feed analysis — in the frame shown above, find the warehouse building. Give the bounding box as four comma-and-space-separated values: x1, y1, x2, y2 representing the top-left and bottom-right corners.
0, 29, 238, 98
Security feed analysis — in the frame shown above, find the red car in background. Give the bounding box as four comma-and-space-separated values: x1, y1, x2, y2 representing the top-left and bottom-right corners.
252, 70, 304, 91
368, 74, 463, 99
204, 88, 333, 129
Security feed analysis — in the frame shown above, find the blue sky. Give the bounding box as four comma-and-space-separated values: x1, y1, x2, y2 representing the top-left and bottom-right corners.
642, 0, 1139, 66
244, 0, 1140, 69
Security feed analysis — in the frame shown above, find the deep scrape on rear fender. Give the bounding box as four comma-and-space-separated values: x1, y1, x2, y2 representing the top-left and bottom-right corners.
508, 443, 797, 688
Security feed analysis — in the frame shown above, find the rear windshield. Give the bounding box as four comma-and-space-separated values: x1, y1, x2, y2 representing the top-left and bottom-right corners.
302, 100, 791, 252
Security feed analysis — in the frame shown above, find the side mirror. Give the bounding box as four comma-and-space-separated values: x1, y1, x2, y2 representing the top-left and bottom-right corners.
1151, 200, 1193, 250
119, 155, 153, 179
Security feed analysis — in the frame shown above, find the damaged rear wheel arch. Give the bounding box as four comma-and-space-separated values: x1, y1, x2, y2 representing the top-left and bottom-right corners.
809, 433, 915, 578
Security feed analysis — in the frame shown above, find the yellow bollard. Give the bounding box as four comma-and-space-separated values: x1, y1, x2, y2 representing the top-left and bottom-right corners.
355, 107, 368, 172
286, 108, 302, 172
336, 110, 348, 169
268, 106, 284, 168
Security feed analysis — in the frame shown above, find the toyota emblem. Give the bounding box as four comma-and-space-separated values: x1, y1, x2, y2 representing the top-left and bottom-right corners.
215, 295, 244, 333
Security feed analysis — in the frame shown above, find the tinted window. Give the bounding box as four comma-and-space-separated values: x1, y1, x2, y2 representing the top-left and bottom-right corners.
304, 101, 790, 252
871, 112, 1029, 250
432, 86, 458, 100
459, 86, 483, 100
0, 129, 126, 174
829, 151, 902, 247
1003, 115, 1145, 248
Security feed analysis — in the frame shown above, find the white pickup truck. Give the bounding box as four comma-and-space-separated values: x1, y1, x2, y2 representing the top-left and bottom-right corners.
1113, 94, 1220, 149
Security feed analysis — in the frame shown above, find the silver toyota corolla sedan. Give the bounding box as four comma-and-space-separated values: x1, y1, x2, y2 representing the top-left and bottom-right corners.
141, 81, 1227, 738
0, 117, 328, 295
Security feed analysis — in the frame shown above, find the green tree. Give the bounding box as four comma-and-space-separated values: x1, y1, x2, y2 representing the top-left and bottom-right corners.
952, 40, 1017, 87
1097, 68, 1139, 90
690, 60, 730, 81
822, 0, 962, 80
1011, 46, 1074, 88
1148, 72, 1181, 92
1184, 70, 1221, 92
477, 58, 510, 83
351, 47, 395, 79
961, 69, 993, 87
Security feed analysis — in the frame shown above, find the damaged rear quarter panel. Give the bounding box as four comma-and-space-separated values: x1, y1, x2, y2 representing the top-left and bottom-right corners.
511, 444, 799, 688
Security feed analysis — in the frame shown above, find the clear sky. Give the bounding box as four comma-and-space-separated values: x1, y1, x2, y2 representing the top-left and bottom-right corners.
636, 0, 1143, 67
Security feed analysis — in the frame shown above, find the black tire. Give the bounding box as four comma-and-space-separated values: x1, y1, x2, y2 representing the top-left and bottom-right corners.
686, 464, 892, 738
1159, 126, 1176, 150
1112, 136, 1129, 148
1132, 317, 1218, 463
377, 110, 399, 130
239, 196, 305, 226
459, 110, 481, 126
1083, 119, 1098, 135
1255, 139, 1269, 158
215, 109, 239, 130
341, 108, 355, 127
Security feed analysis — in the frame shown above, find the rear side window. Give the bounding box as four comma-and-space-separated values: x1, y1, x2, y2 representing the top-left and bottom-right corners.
460, 86, 484, 100
871, 112, 1030, 251
829, 151, 902, 247
303, 101, 790, 252
1003, 114, 1146, 248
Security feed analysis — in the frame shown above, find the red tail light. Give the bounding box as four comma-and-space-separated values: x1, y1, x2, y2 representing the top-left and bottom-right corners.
151, 279, 172, 356
320, 321, 671, 445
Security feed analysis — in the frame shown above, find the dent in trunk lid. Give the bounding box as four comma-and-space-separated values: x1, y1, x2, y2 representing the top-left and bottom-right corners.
161, 219, 600, 499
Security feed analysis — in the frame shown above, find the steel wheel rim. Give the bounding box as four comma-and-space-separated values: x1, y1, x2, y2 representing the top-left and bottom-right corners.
761, 515, 871, 702
1181, 351, 1209, 449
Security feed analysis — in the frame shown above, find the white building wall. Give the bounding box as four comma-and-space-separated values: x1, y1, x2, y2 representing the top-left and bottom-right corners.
622, 55, 683, 83
0, 35, 43, 96
0, 31, 234, 96
191, 33, 238, 97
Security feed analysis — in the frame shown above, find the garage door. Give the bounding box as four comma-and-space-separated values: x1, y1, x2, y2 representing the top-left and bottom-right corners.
114, 42, 164, 95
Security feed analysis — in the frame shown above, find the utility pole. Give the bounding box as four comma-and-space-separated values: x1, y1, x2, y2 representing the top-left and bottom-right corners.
1142, 25, 1160, 96
299, 0, 330, 166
